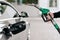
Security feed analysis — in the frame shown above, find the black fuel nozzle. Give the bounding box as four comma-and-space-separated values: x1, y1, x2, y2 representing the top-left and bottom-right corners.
41, 14, 48, 22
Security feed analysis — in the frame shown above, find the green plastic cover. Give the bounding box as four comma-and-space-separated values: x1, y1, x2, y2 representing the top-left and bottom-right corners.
39, 8, 50, 15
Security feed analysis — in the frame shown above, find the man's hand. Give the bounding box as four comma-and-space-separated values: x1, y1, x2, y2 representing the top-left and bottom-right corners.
46, 12, 54, 21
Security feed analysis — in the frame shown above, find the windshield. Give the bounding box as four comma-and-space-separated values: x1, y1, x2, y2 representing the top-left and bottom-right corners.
0, 1, 20, 24
0, 4, 18, 19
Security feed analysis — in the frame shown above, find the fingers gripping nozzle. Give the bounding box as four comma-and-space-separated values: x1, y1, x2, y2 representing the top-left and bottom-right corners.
41, 14, 48, 22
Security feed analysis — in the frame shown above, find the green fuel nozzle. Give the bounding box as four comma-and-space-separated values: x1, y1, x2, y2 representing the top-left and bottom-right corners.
31, 5, 60, 33
39, 8, 50, 15
39, 8, 50, 22
37, 7, 60, 33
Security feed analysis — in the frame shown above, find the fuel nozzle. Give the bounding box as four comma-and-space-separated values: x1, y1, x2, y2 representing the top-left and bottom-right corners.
39, 8, 50, 22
